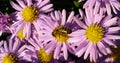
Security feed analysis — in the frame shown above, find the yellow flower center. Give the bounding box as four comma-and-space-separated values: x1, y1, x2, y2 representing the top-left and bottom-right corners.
17, 29, 25, 39
37, 48, 53, 63
85, 24, 104, 43
2, 53, 18, 63
22, 5, 39, 23
52, 25, 72, 43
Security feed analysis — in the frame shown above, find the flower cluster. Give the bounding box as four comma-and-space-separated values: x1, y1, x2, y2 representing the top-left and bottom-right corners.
0, 0, 120, 63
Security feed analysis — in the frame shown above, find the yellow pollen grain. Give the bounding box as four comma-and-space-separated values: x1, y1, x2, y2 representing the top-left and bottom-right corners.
17, 29, 25, 39
22, 5, 39, 23
37, 48, 53, 63
52, 25, 72, 43
2, 53, 18, 63
85, 24, 104, 43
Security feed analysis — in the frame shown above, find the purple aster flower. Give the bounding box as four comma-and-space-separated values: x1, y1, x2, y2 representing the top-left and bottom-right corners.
10, 0, 53, 39
39, 9, 76, 60
0, 37, 28, 63
83, 0, 120, 15
0, 12, 10, 36
69, 8, 120, 62
23, 30, 54, 63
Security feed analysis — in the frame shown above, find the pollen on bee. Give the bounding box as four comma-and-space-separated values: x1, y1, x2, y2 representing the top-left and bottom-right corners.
52, 25, 72, 43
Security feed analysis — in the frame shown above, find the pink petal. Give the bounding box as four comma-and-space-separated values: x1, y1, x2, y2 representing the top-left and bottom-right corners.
45, 41, 55, 50
42, 16, 55, 29
103, 17, 117, 27
84, 43, 92, 59
89, 0, 95, 9
75, 40, 88, 57
69, 30, 85, 36
0, 54, 5, 57
94, 1, 100, 14
12, 39, 20, 52
66, 44, 75, 54
18, 45, 26, 53
106, 48, 112, 54
40, 4, 53, 11
33, 21, 40, 32
92, 44, 97, 62
76, 40, 88, 51
74, 17, 87, 29
43, 36, 53, 43
25, 45, 35, 51
79, 9, 84, 18
105, 3, 111, 15
97, 42, 107, 55
103, 38, 117, 48
54, 11, 60, 21
36, 0, 42, 6
76, 46, 86, 57
9, 39, 13, 52
45, 41, 56, 53
16, 0, 26, 8
85, 9, 92, 25
0, 41, 3, 47
28, 38, 39, 50
67, 37, 80, 43
112, 2, 120, 10
93, 14, 103, 24
110, 2, 117, 14
50, 12, 56, 20
105, 35, 120, 40
67, 11, 74, 23
54, 42, 61, 60
0, 31, 2, 36
68, 36, 86, 43
63, 43, 68, 60
38, 0, 50, 8
10, 1, 22, 11
108, 27, 120, 31
27, 0, 32, 6
24, 23, 31, 39
11, 20, 23, 27
61, 9, 66, 25
101, 15, 112, 25
90, 49, 93, 62
107, 27, 120, 33
83, 0, 90, 8
4, 41, 8, 52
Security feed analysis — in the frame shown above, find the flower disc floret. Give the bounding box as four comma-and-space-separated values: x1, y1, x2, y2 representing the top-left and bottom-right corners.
85, 24, 104, 43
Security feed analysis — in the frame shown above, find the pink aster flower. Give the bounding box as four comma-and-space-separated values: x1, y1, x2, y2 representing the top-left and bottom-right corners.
0, 37, 28, 63
20, 30, 53, 63
10, 0, 53, 39
39, 9, 76, 60
28, 38, 53, 63
83, 0, 120, 15
69, 8, 120, 62
0, 12, 10, 36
